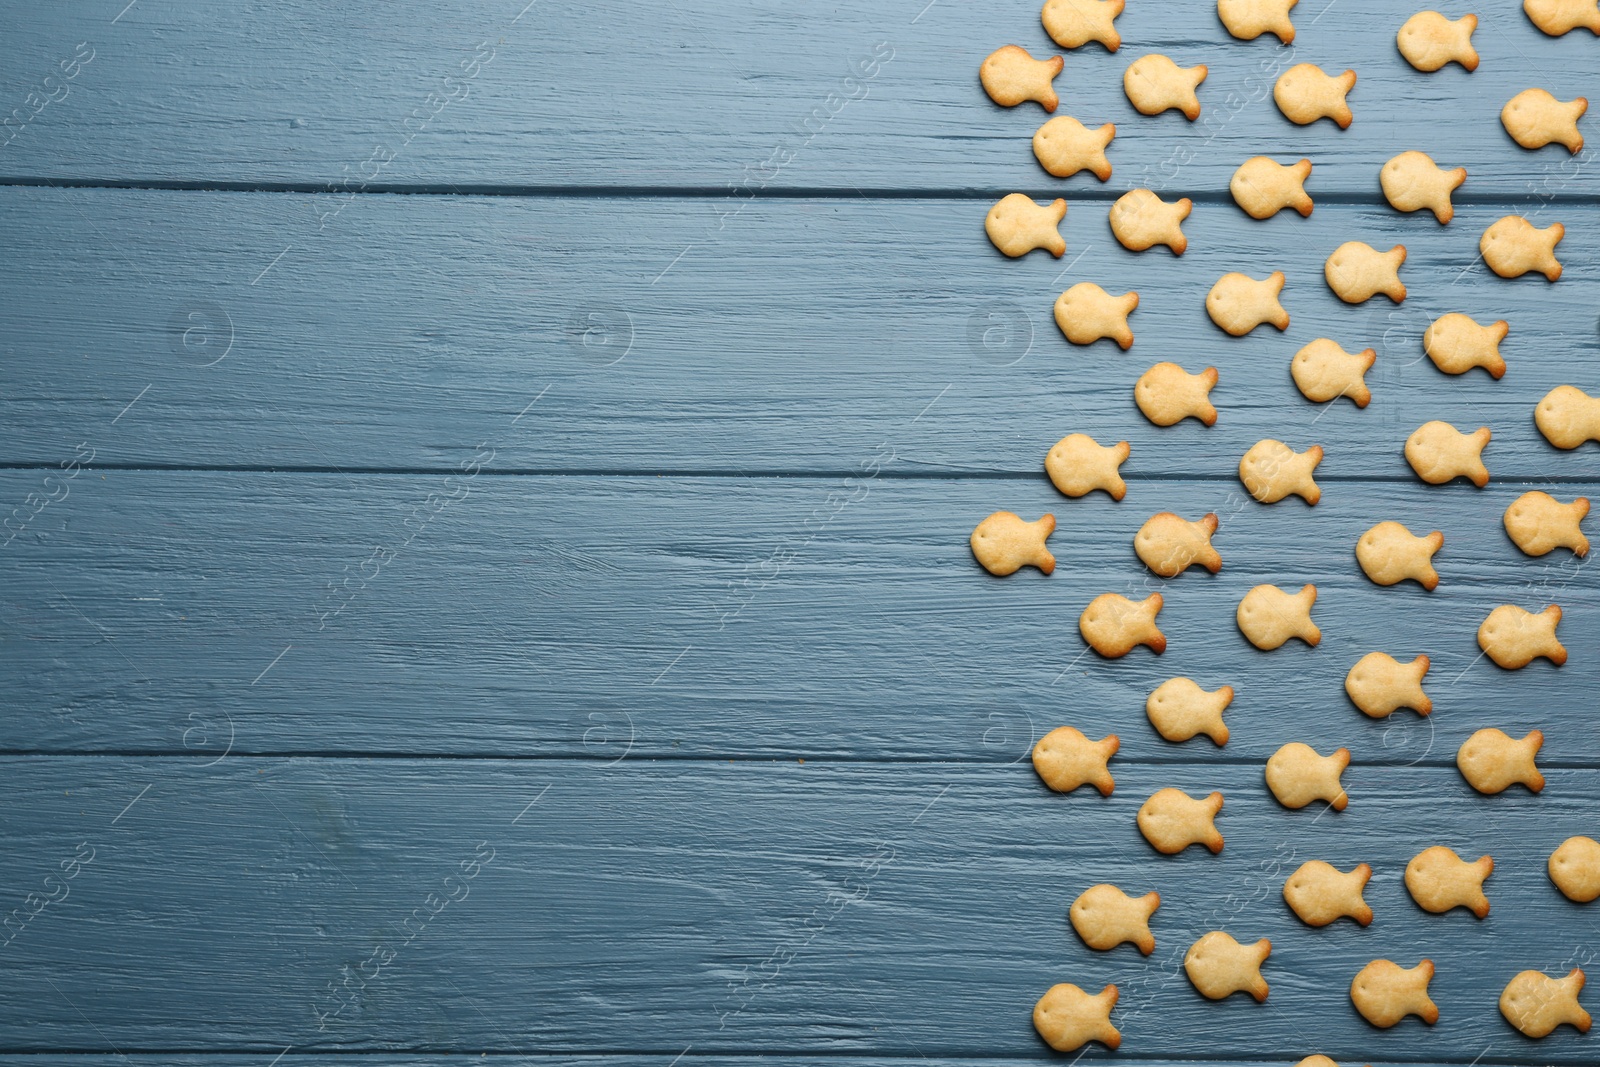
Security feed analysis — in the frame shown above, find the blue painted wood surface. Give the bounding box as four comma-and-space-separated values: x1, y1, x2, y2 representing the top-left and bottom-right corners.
0, 758, 1595, 1061
0, 0, 1595, 197
0, 0, 1596, 1064
2, 470, 1599, 766
1, 189, 1597, 479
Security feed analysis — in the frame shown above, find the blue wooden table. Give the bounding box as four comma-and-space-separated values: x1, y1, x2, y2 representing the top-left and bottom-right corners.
0, 2, 1596, 1065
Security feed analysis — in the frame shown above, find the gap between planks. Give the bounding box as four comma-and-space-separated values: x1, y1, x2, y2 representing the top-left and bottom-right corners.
0, 1052, 1547, 1066
4, 465, 1600, 485
0, 177, 1592, 207
1, 752, 1594, 770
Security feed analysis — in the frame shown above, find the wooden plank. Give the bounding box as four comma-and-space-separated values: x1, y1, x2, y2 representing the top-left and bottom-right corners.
1, 189, 1597, 479
0, 1, 1595, 198
3, 470, 1597, 761
1, 756, 1595, 1061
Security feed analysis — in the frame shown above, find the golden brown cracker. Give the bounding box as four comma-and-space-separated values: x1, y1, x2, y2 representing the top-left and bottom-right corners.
1504, 490, 1590, 557
1481, 215, 1565, 280
981, 46, 1064, 111
1110, 188, 1192, 253
1070, 884, 1160, 954
1397, 12, 1479, 71
1146, 677, 1233, 745
985, 194, 1067, 257
1405, 421, 1490, 487
1033, 116, 1116, 180
1266, 742, 1349, 810
1137, 787, 1224, 854
1549, 835, 1600, 902
1237, 584, 1320, 649
1381, 151, 1466, 223
1135, 511, 1221, 577
1356, 522, 1443, 590
1033, 983, 1121, 1052
1483, 214, 1567, 284
1184, 931, 1271, 1001
1502, 88, 1587, 152
1325, 241, 1406, 303
1124, 54, 1207, 119
1525, 0, 1600, 36
1136, 362, 1218, 427
1292, 338, 1374, 407
1239, 440, 1322, 504
1218, 0, 1298, 43
1081, 592, 1166, 657
1423, 313, 1507, 378
1352, 959, 1438, 1027
1345, 652, 1432, 718
1501, 969, 1592, 1038
971, 511, 1056, 575
1405, 846, 1493, 917
1478, 604, 1566, 668
1458, 727, 1545, 793
1206, 271, 1289, 335
1537, 385, 1600, 448
1275, 64, 1356, 127
1046, 433, 1130, 500
1041, 0, 1124, 50
1054, 283, 1137, 348
1284, 860, 1373, 927
1231, 156, 1313, 219
1033, 726, 1119, 795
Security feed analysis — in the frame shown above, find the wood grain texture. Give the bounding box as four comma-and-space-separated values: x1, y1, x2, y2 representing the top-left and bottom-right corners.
0, 0, 1595, 197
0, 757, 1594, 1061
1, 188, 1596, 478
4, 470, 1596, 762
2, 2, 1597, 1063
